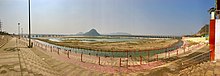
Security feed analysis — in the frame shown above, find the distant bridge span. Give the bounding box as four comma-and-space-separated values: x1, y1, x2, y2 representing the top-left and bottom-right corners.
22, 34, 65, 38
21, 34, 182, 39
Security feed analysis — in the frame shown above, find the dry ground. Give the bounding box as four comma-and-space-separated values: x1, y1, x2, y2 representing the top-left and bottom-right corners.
37, 37, 179, 52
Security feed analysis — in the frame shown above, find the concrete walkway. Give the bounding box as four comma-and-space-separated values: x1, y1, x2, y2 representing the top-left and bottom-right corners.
0, 38, 22, 76
1, 38, 220, 76
0, 38, 111, 76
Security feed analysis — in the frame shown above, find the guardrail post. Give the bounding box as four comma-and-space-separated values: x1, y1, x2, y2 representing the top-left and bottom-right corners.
67, 50, 70, 58
127, 51, 128, 67
99, 56, 100, 65
168, 51, 170, 58
57, 48, 60, 55
51, 46, 52, 52
119, 58, 121, 67
156, 54, 158, 61
165, 50, 167, 58
176, 50, 178, 57
47, 45, 49, 51
46, 45, 48, 50
184, 47, 185, 53
140, 56, 142, 65
66, 50, 67, 57
148, 51, 150, 62
45, 45, 46, 50
112, 51, 114, 58
53, 47, 55, 52
81, 53, 83, 62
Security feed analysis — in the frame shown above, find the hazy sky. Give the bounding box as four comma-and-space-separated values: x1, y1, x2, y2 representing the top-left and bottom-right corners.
0, 0, 214, 35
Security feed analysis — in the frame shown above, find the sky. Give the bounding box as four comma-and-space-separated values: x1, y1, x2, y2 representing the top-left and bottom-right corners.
0, 0, 215, 36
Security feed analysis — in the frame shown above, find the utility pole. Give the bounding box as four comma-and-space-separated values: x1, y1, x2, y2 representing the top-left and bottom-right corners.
21, 28, 23, 38
0, 19, 2, 32
28, 0, 32, 48
18, 23, 20, 39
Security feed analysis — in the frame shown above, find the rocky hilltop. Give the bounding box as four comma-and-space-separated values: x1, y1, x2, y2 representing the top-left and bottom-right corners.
196, 24, 209, 36
83, 29, 101, 36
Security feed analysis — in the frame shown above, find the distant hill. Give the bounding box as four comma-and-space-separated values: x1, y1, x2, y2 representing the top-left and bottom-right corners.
109, 32, 131, 35
83, 29, 101, 36
183, 24, 209, 37
196, 24, 209, 36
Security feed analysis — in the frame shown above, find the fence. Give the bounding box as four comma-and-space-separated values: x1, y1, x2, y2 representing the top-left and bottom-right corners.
18, 38, 205, 67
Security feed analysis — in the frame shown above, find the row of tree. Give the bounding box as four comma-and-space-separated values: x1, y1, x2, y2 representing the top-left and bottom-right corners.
0, 31, 10, 35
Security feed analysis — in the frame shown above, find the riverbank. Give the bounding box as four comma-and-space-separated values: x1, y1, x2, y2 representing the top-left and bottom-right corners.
36, 37, 180, 52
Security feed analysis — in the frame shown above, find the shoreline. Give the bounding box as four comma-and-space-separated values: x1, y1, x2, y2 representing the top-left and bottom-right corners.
32, 37, 183, 57
36, 37, 182, 52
